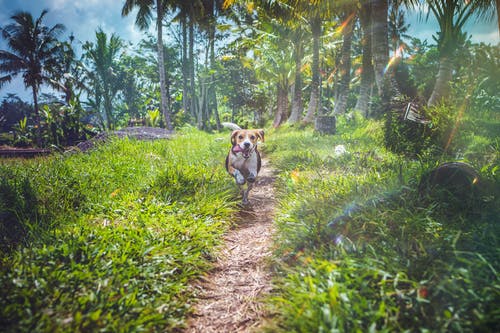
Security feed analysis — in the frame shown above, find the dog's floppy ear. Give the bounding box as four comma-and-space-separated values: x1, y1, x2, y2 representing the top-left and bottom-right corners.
231, 130, 239, 145
257, 129, 265, 142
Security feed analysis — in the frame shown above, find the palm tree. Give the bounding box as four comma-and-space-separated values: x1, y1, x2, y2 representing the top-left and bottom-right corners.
223, 0, 296, 127
82, 29, 123, 130
122, 0, 173, 130
250, 4, 295, 127
288, 27, 306, 124
170, 0, 203, 126
204, 0, 220, 129
388, 3, 411, 55
302, 13, 322, 123
0, 9, 65, 146
185, 0, 225, 130
422, 0, 495, 106
282, 0, 337, 123
49, 34, 86, 105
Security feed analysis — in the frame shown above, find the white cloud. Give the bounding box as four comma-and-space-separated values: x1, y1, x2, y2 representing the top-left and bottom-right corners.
469, 30, 500, 44
38, 0, 145, 46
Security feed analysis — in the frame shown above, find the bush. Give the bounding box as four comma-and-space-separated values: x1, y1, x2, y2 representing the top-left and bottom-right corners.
384, 99, 458, 157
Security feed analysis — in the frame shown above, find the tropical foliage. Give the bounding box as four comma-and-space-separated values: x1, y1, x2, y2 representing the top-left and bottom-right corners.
0, 1, 498, 332
0, 10, 65, 146
0, 2, 497, 147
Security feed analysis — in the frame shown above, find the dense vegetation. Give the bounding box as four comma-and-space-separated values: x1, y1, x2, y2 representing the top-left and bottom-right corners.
1, 1, 497, 147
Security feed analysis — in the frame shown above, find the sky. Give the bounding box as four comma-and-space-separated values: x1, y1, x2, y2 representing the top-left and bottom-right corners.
0, 0, 148, 101
0, 0, 498, 101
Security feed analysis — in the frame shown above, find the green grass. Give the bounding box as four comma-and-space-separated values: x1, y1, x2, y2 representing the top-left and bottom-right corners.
0, 128, 238, 332
265, 115, 500, 332
1, 113, 498, 332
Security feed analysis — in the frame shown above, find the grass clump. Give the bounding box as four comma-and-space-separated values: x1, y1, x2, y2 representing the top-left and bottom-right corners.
0, 128, 237, 332
266, 116, 499, 332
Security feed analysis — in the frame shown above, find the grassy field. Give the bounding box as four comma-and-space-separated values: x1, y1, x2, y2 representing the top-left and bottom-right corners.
265, 114, 499, 332
1, 115, 498, 332
0, 128, 238, 332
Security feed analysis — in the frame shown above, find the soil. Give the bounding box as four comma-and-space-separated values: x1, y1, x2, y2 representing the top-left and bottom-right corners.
185, 157, 276, 333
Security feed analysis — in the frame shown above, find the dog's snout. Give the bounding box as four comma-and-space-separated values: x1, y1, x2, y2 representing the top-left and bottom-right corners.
244, 142, 251, 148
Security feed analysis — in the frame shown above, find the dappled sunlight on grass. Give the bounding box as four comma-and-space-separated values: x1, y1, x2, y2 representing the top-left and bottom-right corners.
0, 129, 238, 331
265, 117, 499, 332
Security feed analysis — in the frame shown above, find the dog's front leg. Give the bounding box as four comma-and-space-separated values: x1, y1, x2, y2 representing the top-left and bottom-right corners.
227, 163, 246, 185
233, 169, 246, 185
247, 172, 257, 183
242, 182, 253, 205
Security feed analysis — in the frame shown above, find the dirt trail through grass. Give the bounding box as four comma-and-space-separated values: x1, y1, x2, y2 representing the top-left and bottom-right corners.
186, 158, 276, 333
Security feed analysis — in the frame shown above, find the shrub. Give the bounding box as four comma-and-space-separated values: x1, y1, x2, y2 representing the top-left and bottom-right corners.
384, 99, 460, 157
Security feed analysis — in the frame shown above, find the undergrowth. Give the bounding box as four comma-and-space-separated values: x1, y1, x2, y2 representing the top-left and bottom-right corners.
265, 115, 499, 332
0, 128, 237, 332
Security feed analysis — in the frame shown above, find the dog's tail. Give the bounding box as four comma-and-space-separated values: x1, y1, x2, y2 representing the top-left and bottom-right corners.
221, 122, 242, 130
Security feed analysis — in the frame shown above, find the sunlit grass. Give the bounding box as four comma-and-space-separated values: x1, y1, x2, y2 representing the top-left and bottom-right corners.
0, 128, 237, 332
265, 116, 499, 332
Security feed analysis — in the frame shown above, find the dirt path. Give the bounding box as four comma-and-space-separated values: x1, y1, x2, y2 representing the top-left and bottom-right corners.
185, 158, 276, 333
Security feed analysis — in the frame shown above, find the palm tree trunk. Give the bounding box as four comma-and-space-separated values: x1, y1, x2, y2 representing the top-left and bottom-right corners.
181, 16, 189, 117
355, 0, 374, 116
213, 87, 221, 130
273, 82, 288, 128
208, 1, 220, 131
333, 14, 355, 115
104, 91, 113, 130
209, 35, 220, 130
371, 0, 389, 96
197, 77, 207, 129
303, 15, 321, 123
371, 0, 399, 115
189, 20, 198, 123
497, 0, 500, 34
32, 85, 42, 147
156, 1, 173, 130
288, 39, 303, 124
428, 56, 453, 106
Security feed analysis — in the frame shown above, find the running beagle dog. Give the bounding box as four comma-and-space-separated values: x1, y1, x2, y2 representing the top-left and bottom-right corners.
225, 126, 265, 204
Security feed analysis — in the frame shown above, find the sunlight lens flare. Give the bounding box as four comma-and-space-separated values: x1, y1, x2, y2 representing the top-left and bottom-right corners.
335, 12, 356, 35
444, 80, 477, 152
383, 44, 405, 75
444, 98, 467, 152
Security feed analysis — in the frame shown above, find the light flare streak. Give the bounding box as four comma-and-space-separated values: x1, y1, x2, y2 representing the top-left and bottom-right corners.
383, 44, 406, 76
335, 12, 356, 35
444, 96, 468, 152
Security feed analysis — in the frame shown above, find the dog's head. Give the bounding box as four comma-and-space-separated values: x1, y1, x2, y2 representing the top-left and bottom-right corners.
231, 129, 264, 158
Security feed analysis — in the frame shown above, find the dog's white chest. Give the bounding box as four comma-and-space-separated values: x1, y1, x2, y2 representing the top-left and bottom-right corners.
232, 152, 259, 175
